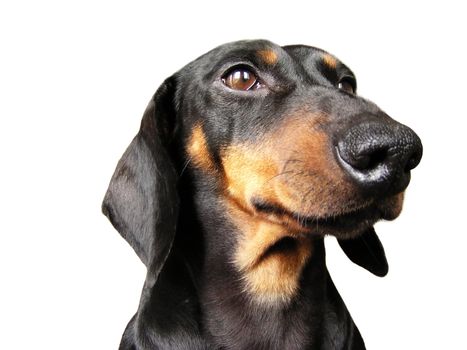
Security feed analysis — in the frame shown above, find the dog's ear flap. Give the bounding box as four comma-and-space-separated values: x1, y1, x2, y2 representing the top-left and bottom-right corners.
102, 77, 179, 271
337, 227, 389, 277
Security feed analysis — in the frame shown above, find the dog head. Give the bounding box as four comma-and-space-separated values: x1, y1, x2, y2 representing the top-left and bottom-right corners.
103, 40, 422, 290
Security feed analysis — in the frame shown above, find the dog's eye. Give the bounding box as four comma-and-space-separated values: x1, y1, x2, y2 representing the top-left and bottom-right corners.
222, 68, 260, 91
337, 78, 356, 94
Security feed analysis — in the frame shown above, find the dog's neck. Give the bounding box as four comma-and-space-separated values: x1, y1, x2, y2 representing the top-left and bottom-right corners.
178, 183, 364, 349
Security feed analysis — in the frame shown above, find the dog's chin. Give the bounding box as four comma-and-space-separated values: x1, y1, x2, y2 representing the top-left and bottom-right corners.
298, 206, 382, 239
252, 194, 404, 239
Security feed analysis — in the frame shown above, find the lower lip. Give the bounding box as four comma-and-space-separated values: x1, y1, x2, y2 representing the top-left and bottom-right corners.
300, 206, 381, 229
252, 198, 380, 231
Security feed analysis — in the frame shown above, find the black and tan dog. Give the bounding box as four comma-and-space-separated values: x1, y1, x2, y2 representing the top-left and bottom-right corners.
103, 40, 422, 349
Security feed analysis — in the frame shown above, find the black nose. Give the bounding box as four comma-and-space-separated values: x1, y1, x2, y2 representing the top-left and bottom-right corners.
336, 120, 423, 196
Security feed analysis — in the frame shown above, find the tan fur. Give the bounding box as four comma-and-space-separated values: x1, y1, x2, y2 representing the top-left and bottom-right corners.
228, 200, 312, 306
322, 53, 338, 69
217, 112, 402, 305
257, 49, 278, 65
220, 113, 360, 305
221, 114, 364, 220
186, 124, 215, 172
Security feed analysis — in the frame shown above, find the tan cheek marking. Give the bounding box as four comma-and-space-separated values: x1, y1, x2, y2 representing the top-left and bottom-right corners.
220, 116, 332, 215
221, 113, 362, 219
221, 144, 290, 211
266, 115, 362, 217
257, 49, 278, 65
186, 124, 215, 172
322, 53, 338, 69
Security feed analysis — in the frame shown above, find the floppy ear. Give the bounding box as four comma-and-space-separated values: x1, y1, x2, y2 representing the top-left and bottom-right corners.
103, 78, 207, 348
337, 227, 389, 277
102, 77, 179, 274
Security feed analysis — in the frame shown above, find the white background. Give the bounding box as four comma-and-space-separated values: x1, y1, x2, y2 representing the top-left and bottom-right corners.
1, 1, 465, 349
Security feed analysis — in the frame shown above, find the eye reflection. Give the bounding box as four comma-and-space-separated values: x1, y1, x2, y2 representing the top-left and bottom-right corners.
338, 79, 355, 94
223, 68, 259, 91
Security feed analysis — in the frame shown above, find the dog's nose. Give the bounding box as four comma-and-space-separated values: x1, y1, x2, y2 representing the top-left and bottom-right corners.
336, 120, 422, 196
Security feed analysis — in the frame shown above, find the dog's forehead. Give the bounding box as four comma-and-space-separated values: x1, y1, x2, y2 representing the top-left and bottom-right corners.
200, 39, 284, 63
181, 39, 351, 78
283, 45, 355, 79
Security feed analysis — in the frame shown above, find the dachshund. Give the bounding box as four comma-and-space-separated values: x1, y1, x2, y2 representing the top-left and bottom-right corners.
102, 39, 423, 350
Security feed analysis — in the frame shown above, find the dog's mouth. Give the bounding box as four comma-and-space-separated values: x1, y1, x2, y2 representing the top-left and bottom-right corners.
251, 194, 403, 238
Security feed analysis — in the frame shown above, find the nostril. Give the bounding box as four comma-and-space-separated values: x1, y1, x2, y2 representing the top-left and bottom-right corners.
349, 149, 388, 170
348, 153, 371, 170
365, 149, 388, 170
337, 141, 389, 171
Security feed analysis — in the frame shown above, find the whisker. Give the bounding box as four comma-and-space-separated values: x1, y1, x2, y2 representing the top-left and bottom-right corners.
296, 186, 316, 227
179, 157, 192, 177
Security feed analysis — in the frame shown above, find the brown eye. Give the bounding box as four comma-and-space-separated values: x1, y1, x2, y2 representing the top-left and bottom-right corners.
338, 78, 355, 94
222, 68, 260, 91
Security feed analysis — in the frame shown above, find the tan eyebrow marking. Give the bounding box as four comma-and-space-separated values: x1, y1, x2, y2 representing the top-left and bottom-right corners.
322, 53, 338, 69
257, 49, 278, 65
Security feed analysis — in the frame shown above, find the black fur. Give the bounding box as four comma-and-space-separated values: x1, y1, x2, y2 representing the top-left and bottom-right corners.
103, 40, 422, 349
